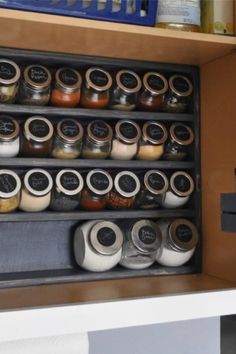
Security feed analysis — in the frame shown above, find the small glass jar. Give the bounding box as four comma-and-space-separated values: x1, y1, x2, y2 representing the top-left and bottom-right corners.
50, 169, 84, 212
80, 67, 112, 109
119, 219, 162, 270
0, 59, 20, 104
0, 169, 21, 213
52, 119, 84, 159
106, 171, 140, 210
156, 219, 199, 267
137, 72, 168, 112
160, 171, 194, 209
51, 67, 82, 108
164, 123, 194, 161
19, 169, 53, 212
110, 120, 141, 160
21, 116, 54, 157
135, 170, 169, 210
81, 120, 112, 159
74, 220, 123, 272
17, 64, 52, 106
163, 75, 193, 113
137, 122, 168, 160
80, 169, 113, 211
110, 70, 142, 111
0, 115, 20, 157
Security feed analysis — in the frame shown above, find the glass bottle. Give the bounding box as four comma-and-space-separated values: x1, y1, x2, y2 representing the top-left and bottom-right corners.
0, 59, 21, 104
163, 75, 193, 113
0, 115, 20, 157
0, 169, 21, 213
164, 123, 194, 161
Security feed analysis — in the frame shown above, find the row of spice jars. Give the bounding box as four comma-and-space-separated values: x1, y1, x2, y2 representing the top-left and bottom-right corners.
0, 168, 194, 213
0, 59, 193, 113
74, 218, 199, 272
0, 115, 194, 161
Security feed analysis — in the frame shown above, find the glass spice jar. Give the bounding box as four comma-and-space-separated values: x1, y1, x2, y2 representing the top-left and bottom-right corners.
80, 67, 112, 109
137, 122, 168, 160
50, 169, 84, 212
163, 75, 193, 113
164, 123, 194, 161
0, 169, 21, 213
80, 169, 113, 211
52, 119, 84, 159
0, 59, 21, 104
81, 120, 112, 159
110, 70, 142, 111
19, 169, 53, 212
137, 72, 168, 112
0, 115, 20, 157
17, 64, 52, 106
51, 67, 82, 108
110, 120, 141, 160
119, 219, 162, 270
21, 116, 54, 157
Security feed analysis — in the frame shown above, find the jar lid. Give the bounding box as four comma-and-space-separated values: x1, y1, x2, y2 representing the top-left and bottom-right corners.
114, 171, 140, 198
0, 115, 20, 142
131, 219, 162, 254
170, 171, 194, 197
55, 67, 82, 93
87, 120, 112, 144
170, 123, 194, 146
89, 220, 123, 256
85, 67, 112, 92
57, 119, 84, 143
168, 219, 199, 252
56, 169, 84, 196
24, 116, 54, 143
115, 120, 141, 144
144, 170, 169, 195
0, 169, 21, 199
0, 59, 20, 85
87, 169, 113, 196
116, 70, 142, 94
169, 75, 193, 97
24, 169, 53, 197
143, 72, 168, 96
24, 64, 52, 90
142, 122, 168, 145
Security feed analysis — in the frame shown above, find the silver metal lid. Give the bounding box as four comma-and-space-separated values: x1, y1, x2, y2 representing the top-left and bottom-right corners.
143, 72, 168, 96
56, 169, 84, 196
86, 169, 113, 196
168, 219, 199, 252
0, 59, 21, 85
57, 119, 84, 144
24, 116, 54, 143
55, 67, 82, 93
142, 121, 168, 145
114, 171, 140, 198
115, 120, 141, 144
85, 67, 112, 92
131, 219, 162, 254
170, 123, 194, 146
24, 64, 52, 90
0, 169, 21, 199
116, 70, 142, 94
24, 169, 53, 197
169, 75, 193, 97
170, 171, 194, 197
87, 120, 113, 144
0, 115, 20, 142
144, 170, 169, 195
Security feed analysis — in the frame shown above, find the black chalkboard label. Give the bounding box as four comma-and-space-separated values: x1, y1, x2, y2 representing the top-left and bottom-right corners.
60, 120, 80, 138
147, 124, 165, 141
139, 226, 157, 245
174, 125, 191, 142
28, 66, 48, 84
90, 121, 109, 139
120, 72, 138, 89
28, 172, 49, 191
59, 68, 78, 86
147, 74, 165, 91
29, 119, 50, 138
147, 173, 165, 191
0, 174, 16, 194
118, 174, 137, 194
97, 227, 116, 247
120, 122, 138, 140
0, 62, 16, 81
90, 69, 109, 87
176, 224, 192, 242
173, 77, 190, 93
90, 172, 109, 191
174, 175, 191, 193
60, 172, 80, 191
0, 117, 16, 136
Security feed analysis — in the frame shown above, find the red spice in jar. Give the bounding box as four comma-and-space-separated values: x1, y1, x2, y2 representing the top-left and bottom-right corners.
80, 189, 107, 211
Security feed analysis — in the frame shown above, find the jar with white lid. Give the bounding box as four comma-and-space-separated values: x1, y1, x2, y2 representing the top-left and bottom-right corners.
0, 59, 21, 103
0, 115, 20, 157
19, 169, 53, 212
0, 169, 21, 213
156, 218, 199, 267
119, 219, 162, 269
74, 220, 124, 272
164, 123, 194, 161
110, 120, 141, 160
163, 75, 193, 113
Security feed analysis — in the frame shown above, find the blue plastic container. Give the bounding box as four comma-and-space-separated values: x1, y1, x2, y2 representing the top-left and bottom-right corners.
0, 0, 158, 26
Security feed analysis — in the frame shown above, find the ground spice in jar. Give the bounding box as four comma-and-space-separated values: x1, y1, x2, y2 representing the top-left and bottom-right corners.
0, 115, 20, 157
0, 59, 21, 104
0, 169, 21, 213
163, 75, 193, 113
164, 123, 194, 161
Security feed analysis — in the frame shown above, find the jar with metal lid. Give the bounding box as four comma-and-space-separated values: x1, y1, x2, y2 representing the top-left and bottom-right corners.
119, 219, 162, 269
137, 122, 168, 160
50, 169, 84, 212
137, 72, 168, 112
0, 169, 21, 213
106, 171, 140, 210
52, 119, 84, 159
164, 123, 194, 161
80, 67, 112, 109
163, 75, 193, 113
110, 120, 141, 160
74, 220, 123, 272
0, 59, 20, 103
160, 171, 194, 209
19, 169, 53, 212
17, 64, 52, 106
21, 116, 54, 157
81, 120, 112, 159
110, 70, 142, 111
80, 169, 113, 211
51, 67, 82, 108
135, 170, 169, 210
156, 219, 199, 267
0, 115, 20, 157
